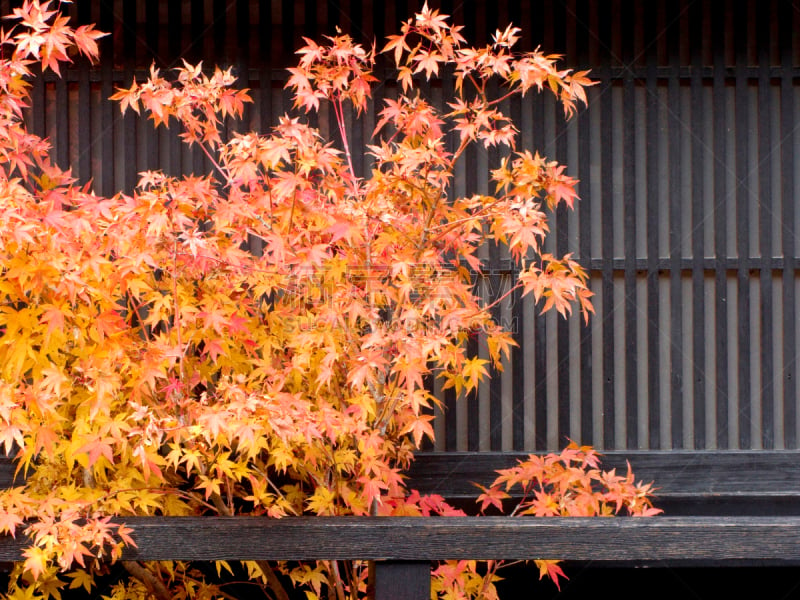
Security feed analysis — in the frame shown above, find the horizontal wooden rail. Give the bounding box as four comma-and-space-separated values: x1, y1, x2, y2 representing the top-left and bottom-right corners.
406, 451, 800, 514
1, 451, 799, 517
41, 65, 800, 85
4, 451, 798, 500
1, 516, 800, 564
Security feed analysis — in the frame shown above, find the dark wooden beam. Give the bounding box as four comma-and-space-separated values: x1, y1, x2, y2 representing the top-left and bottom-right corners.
0, 516, 799, 565
405, 451, 800, 501
2, 451, 799, 512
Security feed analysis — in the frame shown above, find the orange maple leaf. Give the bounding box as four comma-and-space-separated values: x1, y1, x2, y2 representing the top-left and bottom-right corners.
534, 559, 567, 590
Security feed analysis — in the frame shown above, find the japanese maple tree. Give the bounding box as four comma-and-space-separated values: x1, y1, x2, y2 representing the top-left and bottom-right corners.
0, 2, 657, 599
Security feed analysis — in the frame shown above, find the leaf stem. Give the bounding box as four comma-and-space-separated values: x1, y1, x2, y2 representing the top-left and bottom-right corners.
196, 138, 232, 186
333, 95, 360, 199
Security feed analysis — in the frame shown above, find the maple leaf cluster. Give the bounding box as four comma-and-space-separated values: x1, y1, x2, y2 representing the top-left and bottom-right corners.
432, 443, 662, 597
0, 2, 655, 599
476, 443, 660, 518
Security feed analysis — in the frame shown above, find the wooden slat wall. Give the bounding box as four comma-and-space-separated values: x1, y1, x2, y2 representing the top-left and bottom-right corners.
7, 0, 800, 452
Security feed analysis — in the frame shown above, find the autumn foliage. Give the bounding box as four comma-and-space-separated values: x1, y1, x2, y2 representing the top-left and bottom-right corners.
0, 2, 657, 599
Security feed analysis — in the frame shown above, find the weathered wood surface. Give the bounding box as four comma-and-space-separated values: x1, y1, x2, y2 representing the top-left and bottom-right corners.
3, 450, 797, 498
7, 0, 799, 454
406, 451, 800, 499
1, 516, 799, 564
373, 562, 430, 600
1, 451, 798, 516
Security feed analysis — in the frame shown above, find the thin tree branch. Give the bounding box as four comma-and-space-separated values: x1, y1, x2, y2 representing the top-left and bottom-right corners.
122, 561, 172, 600
255, 560, 292, 600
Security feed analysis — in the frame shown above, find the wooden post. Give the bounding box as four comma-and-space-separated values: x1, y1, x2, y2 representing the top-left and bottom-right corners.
373, 561, 430, 600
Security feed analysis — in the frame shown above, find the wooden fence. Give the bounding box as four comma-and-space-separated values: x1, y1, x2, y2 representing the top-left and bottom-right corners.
0, 513, 798, 598
0, 447, 798, 596
11, 0, 800, 455
1, 515, 799, 564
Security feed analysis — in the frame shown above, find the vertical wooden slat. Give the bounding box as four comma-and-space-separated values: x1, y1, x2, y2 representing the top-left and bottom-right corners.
140, 0, 159, 174
77, 2, 91, 186
145, 0, 159, 63
238, 0, 252, 123
185, 0, 203, 174
393, 0, 409, 33
168, 0, 182, 65
350, 0, 366, 177
444, 386, 458, 451
757, 2, 774, 449
29, 61, 45, 144
440, 34, 459, 452
109, 4, 127, 188
169, 0, 186, 175
598, 4, 614, 450
564, 0, 579, 444
53, 78, 68, 172
212, 0, 231, 145
510, 261, 526, 449
212, 0, 227, 65
327, 0, 339, 33
460, 0, 481, 446
488, 219, 503, 446
192, 1, 209, 175
98, 2, 114, 197
236, 0, 262, 257
554, 0, 571, 447
620, 1, 638, 449
561, 0, 577, 444
576, 0, 594, 447
278, 0, 295, 112
712, 2, 729, 449
645, 0, 660, 449
486, 143, 500, 450
779, 0, 797, 449
531, 3, 547, 451
189, 0, 204, 64
374, 0, 389, 47
667, 0, 683, 449
735, 6, 751, 449
446, 2, 465, 450
542, 0, 558, 450
361, 0, 375, 177
689, 0, 706, 449
515, 3, 537, 451
506, 0, 526, 451
121, 0, 137, 192
304, 0, 318, 40
484, 0, 504, 454
464, 137, 479, 450
258, 0, 272, 132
